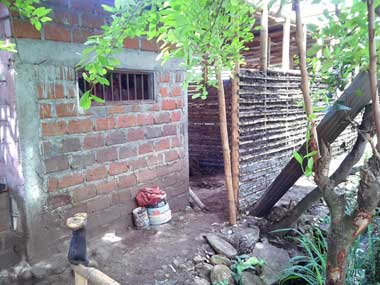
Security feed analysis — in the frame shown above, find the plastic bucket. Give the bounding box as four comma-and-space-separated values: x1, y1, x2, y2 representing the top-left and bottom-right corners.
149, 209, 172, 225
147, 198, 172, 225
132, 207, 150, 229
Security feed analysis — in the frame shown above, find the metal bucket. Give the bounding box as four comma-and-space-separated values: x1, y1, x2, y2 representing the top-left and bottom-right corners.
132, 207, 150, 229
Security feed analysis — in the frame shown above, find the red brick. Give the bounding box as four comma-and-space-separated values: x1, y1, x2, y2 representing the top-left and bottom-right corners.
162, 125, 177, 136
42, 121, 67, 137
37, 84, 44, 99
137, 168, 156, 183
176, 98, 184, 108
72, 185, 96, 203
117, 114, 136, 128
119, 146, 137, 159
162, 99, 176, 110
56, 103, 76, 117
149, 103, 160, 112
146, 153, 164, 166
45, 155, 69, 173
105, 131, 126, 146
58, 174, 84, 188
171, 111, 182, 122
141, 39, 159, 52
48, 194, 72, 209
54, 9, 78, 26
171, 137, 181, 147
71, 153, 95, 169
159, 72, 170, 83
127, 129, 144, 141
128, 157, 147, 170
95, 117, 116, 131
159, 87, 169, 97
62, 137, 81, 153
165, 150, 179, 162
44, 23, 71, 42
39, 104, 52, 119
87, 196, 111, 213
67, 119, 93, 134
138, 143, 153, 155
84, 134, 104, 149
72, 28, 92, 43
81, 13, 103, 29
118, 174, 137, 189
13, 19, 40, 39
86, 166, 107, 182
155, 138, 170, 151
154, 113, 170, 124
48, 177, 58, 192
137, 113, 154, 126
47, 83, 65, 99
96, 180, 118, 194
171, 86, 182, 97
109, 162, 129, 176
96, 147, 118, 163
123, 38, 139, 49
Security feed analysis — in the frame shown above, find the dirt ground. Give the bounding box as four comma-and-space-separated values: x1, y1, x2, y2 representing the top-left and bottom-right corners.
24, 172, 337, 285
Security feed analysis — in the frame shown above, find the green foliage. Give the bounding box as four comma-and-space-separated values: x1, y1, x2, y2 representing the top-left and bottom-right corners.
0, 0, 51, 52
78, 0, 256, 109
279, 228, 327, 285
307, 0, 380, 96
231, 255, 264, 285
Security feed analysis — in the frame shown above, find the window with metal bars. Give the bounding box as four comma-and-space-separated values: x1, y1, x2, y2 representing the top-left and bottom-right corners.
78, 70, 154, 103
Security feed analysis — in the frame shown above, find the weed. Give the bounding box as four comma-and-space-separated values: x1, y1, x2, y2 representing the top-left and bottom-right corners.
231, 255, 264, 285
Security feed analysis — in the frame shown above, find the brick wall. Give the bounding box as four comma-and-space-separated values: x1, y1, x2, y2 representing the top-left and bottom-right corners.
12, 0, 159, 51
10, 0, 189, 262
37, 67, 188, 228
0, 4, 23, 269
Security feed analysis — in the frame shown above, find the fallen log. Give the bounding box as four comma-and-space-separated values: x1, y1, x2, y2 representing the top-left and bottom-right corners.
250, 72, 372, 217
189, 188, 209, 211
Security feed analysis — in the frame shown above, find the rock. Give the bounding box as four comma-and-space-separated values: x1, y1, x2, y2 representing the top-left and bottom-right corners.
210, 265, 234, 285
205, 234, 237, 258
210, 255, 231, 267
193, 277, 211, 285
241, 271, 265, 285
193, 255, 205, 264
233, 226, 260, 254
252, 240, 290, 285
195, 262, 214, 279
31, 254, 68, 279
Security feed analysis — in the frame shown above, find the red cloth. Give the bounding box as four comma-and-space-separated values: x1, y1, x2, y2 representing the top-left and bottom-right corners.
136, 187, 166, 207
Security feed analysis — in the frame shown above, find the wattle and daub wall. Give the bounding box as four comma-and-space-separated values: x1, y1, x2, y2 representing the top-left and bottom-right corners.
1, 0, 189, 265
188, 69, 357, 210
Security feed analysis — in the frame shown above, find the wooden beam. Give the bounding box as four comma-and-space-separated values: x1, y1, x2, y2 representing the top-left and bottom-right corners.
282, 15, 291, 70
260, 0, 269, 72
71, 264, 120, 285
249, 72, 373, 217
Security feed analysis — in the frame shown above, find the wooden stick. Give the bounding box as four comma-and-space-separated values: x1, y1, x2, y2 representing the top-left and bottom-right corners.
260, 0, 269, 72
231, 60, 240, 206
71, 264, 120, 285
282, 15, 290, 70
189, 188, 209, 211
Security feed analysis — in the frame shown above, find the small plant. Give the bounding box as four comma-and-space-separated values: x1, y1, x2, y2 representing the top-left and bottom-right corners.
231, 255, 264, 285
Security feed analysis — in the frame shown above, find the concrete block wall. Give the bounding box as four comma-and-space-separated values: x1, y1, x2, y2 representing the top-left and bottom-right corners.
8, 0, 189, 263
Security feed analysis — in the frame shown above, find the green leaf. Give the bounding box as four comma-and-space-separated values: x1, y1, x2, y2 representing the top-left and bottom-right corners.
354, 90, 364, 97
293, 151, 303, 165
91, 95, 105, 103
80, 91, 92, 110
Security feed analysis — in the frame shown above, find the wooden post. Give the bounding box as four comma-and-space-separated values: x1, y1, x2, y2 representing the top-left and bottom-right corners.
75, 272, 88, 285
282, 15, 290, 70
267, 37, 271, 67
231, 60, 240, 205
260, 0, 269, 72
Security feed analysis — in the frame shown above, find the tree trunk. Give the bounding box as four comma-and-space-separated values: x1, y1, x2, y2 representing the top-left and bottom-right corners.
216, 66, 237, 225
268, 105, 373, 232
293, 0, 320, 158
231, 60, 240, 206
260, 0, 268, 72
367, 0, 380, 150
